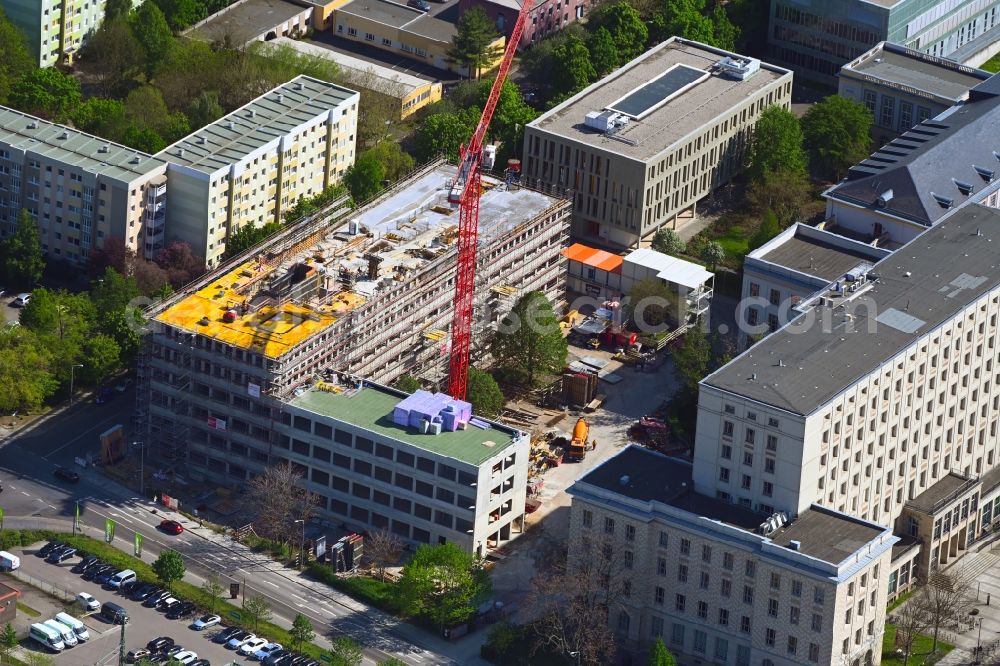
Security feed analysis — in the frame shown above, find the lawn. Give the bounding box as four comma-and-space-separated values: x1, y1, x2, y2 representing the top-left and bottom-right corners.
983, 53, 1000, 73
882, 623, 954, 665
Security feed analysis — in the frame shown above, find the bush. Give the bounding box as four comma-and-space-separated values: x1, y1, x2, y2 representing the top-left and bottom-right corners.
0, 530, 57, 551
306, 563, 403, 614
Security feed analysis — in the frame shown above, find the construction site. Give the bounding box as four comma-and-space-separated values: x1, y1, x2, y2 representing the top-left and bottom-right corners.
136, 159, 570, 482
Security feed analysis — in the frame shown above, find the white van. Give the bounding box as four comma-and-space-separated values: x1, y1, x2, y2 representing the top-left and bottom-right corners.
43, 619, 77, 647
0, 551, 19, 571
108, 569, 136, 589
54, 613, 89, 642
28, 623, 64, 652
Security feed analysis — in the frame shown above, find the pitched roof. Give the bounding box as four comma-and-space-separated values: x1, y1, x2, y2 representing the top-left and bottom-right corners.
825, 73, 1000, 226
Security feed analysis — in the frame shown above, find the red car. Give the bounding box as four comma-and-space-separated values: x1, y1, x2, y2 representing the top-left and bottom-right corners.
159, 520, 184, 535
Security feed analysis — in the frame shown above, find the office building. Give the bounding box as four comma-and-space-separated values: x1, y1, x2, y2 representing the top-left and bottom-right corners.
138, 159, 569, 481
568, 445, 896, 665
282, 382, 529, 553
839, 41, 992, 145
185, 0, 319, 44
0, 106, 168, 264
156, 75, 359, 268
522, 37, 793, 249
768, 0, 1000, 86
824, 72, 1000, 248
696, 202, 1000, 584
738, 224, 891, 346
457, 0, 585, 49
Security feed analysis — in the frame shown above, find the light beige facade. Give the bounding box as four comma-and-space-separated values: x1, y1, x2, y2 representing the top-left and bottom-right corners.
0, 106, 168, 263
568, 446, 895, 665
522, 38, 793, 249
157, 75, 359, 268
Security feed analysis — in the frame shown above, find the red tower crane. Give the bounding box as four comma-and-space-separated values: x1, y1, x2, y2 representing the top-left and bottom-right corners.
446, 0, 534, 400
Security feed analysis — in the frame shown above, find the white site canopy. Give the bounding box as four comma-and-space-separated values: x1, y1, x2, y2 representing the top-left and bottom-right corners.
624, 248, 713, 290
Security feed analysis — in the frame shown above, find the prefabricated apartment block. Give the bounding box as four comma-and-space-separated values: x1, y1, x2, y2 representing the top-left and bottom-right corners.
522, 37, 792, 249
138, 160, 569, 546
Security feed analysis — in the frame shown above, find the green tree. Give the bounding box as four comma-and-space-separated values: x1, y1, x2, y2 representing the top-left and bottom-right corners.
8, 68, 82, 122
152, 549, 185, 585
647, 637, 678, 666
122, 126, 166, 153
187, 90, 224, 128
153, 0, 206, 30
82, 17, 143, 97
225, 221, 282, 258
200, 574, 225, 613
0, 621, 18, 662
672, 325, 710, 397
447, 6, 503, 79
0, 328, 58, 412
369, 141, 415, 183
551, 34, 595, 96
130, 1, 174, 77
745, 167, 811, 224
344, 151, 386, 202
0, 7, 34, 105
124, 85, 190, 143
588, 2, 648, 63
73, 98, 129, 140
398, 542, 491, 629
241, 595, 273, 632
91, 267, 140, 320
726, 0, 768, 54
104, 0, 132, 20
651, 0, 714, 45
82, 334, 121, 385
747, 106, 807, 182
0, 209, 45, 287
490, 291, 567, 386
651, 228, 685, 255
748, 209, 781, 251
377, 659, 407, 666
413, 108, 479, 162
326, 636, 363, 666
700, 241, 725, 271
474, 78, 537, 164
289, 613, 315, 651
628, 278, 678, 330
587, 26, 620, 77
710, 4, 738, 50
392, 374, 421, 393
801, 95, 873, 181
102, 308, 144, 366
466, 367, 504, 417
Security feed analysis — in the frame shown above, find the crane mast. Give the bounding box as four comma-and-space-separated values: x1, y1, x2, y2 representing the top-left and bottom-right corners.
446, 0, 534, 400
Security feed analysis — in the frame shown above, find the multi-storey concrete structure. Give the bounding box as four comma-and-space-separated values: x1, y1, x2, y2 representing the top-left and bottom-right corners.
568, 446, 896, 665
0, 106, 168, 263
768, 0, 1000, 86
457, 0, 585, 49
697, 202, 1000, 584
0, 0, 142, 66
281, 382, 528, 553
139, 160, 568, 478
156, 75, 359, 268
824, 72, 1000, 248
739, 224, 891, 347
522, 38, 793, 249
839, 41, 992, 145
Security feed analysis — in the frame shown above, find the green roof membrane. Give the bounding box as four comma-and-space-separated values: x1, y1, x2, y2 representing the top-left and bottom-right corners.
289, 384, 520, 465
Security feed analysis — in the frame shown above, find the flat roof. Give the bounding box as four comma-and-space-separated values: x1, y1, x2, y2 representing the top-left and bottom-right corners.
843, 42, 991, 103
404, 14, 457, 42
338, 0, 423, 28
624, 247, 713, 290
576, 446, 885, 566
527, 38, 789, 162
703, 203, 1000, 415
563, 243, 622, 272
270, 37, 434, 91
608, 64, 708, 118
157, 75, 357, 176
288, 382, 521, 465
758, 231, 881, 282
154, 162, 563, 357
907, 473, 976, 514
188, 0, 307, 44
0, 106, 166, 183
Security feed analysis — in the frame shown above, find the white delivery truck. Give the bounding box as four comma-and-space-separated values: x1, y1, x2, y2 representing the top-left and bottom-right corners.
43, 619, 77, 647
54, 612, 89, 642
28, 623, 64, 652
0, 551, 19, 571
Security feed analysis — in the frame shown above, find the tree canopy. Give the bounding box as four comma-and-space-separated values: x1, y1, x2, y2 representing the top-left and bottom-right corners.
491, 291, 568, 385
130, 2, 174, 78
344, 151, 387, 203
747, 106, 807, 181
225, 221, 282, 259
587, 27, 620, 77
0, 8, 34, 105
672, 325, 711, 397
551, 34, 595, 97
398, 542, 492, 629
647, 637, 678, 666
413, 108, 479, 162
392, 374, 421, 393
0, 209, 45, 287
466, 367, 504, 417
8, 69, 81, 123
700, 241, 725, 270
588, 2, 648, 63
748, 209, 781, 252
801, 95, 873, 181
152, 549, 186, 584
651, 228, 685, 256
447, 7, 503, 79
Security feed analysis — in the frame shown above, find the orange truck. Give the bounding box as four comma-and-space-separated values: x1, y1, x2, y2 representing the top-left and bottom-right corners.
566, 417, 590, 462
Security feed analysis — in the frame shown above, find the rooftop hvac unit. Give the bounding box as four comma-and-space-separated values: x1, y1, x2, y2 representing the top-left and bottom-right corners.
584, 110, 629, 133
716, 56, 760, 81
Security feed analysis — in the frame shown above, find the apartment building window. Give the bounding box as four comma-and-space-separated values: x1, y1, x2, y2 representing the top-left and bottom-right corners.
769, 288, 780, 306
792, 580, 802, 597
745, 428, 755, 444
723, 421, 734, 438
625, 524, 635, 542
763, 481, 774, 497
749, 283, 759, 297
721, 445, 732, 459
809, 643, 820, 662
701, 545, 711, 563
723, 552, 734, 570
787, 636, 798, 656
863, 90, 876, 113
604, 517, 615, 534
768, 599, 778, 617
790, 606, 800, 624
680, 538, 690, 555
743, 585, 753, 604
347, 26, 357, 36
719, 467, 730, 482
741, 474, 751, 489
697, 601, 708, 619
382, 37, 391, 46
655, 586, 665, 605
740, 616, 751, 634
582, 510, 592, 528
736, 646, 751, 666
718, 608, 730, 626
699, 571, 710, 589
899, 101, 913, 131
765, 458, 775, 474
624, 551, 633, 569
671, 624, 684, 646
657, 557, 667, 576
651, 617, 663, 637
745, 560, 755, 578
364, 32, 374, 41
768, 314, 779, 331
678, 564, 688, 582
767, 434, 778, 451
721, 579, 731, 597
765, 628, 776, 647
675, 594, 686, 612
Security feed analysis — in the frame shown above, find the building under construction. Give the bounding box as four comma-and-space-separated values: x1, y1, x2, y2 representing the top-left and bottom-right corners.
136, 159, 570, 488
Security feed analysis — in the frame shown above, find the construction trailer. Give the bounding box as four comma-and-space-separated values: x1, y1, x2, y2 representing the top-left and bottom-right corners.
136, 158, 569, 480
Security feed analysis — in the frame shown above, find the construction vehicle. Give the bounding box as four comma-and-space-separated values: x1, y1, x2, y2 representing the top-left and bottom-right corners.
566, 417, 590, 462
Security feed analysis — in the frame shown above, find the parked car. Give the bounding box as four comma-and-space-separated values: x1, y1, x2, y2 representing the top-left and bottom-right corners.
190, 614, 221, 631
115, 378, 132, 393
95, 569, 117, 585
157, 597, 181, 612
189, 660, 211, 666
144, 590, 172, 607
11, 293, 30, 307
146, 636, 175, 652
226, 630, 255, 649
407, 0, 430, 9
95, 386, 115, 404
76, 592, 100, 611
164, 644, 185, 656
130, 584, 158, 601
255, 642, 284, 660
53, 466, 80, 483
239, 636, 269, 655
125, 648, 150, 663
167, 602, 196, 620
159, 519, 184, 535
46, 546, 77, 563
172, 651, 199, 665
72, 555, 100, 573
83, 564, 113, 581
37, 541, 65, 557
214, 626, 241, 643
263, 649, 291, 666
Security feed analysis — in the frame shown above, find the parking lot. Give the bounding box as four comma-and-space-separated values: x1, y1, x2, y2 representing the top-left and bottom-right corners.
14, 544, 264, 665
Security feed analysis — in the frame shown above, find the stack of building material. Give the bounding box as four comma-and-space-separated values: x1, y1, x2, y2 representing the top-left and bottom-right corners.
562, 372, 598, 406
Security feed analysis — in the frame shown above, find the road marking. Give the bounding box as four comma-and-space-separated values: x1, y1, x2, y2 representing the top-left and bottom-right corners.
43, 412, 126, 459
291, 593, 306, 603
20, 491, 28, 496
47, 504, 56, 509
265, 581, 279, 588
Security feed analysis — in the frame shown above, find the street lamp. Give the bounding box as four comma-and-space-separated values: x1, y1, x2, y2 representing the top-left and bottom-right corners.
976, 617, 985, 664
69, 364, 83, 404
294, 519, 305, 571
